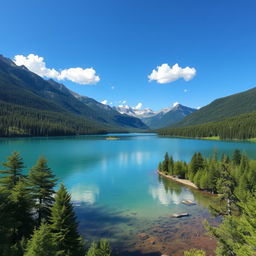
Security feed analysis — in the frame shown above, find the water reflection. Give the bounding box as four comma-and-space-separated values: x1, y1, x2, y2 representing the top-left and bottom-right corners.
149, 176, 194, 206
70, 184, 99, 205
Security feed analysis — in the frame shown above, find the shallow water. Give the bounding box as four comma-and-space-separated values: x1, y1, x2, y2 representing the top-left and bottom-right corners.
0, 134, 255, 255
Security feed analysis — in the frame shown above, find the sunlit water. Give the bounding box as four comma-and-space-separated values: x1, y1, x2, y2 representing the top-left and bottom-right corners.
0, 134, 256, 255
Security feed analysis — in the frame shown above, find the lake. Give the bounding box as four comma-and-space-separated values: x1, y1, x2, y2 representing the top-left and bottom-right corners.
0, 134, 256, 255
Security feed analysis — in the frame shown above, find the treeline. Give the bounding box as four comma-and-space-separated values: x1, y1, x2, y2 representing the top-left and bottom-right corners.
159, 150, 256, 255
0, 152, 113, 256
159, 111, 256, 140
0, 101, 109, 137
158, 150, 256, 196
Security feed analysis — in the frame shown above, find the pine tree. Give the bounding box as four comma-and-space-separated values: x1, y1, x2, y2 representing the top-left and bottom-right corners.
0, 152, 25, 190
162, 152, 169, 173
86, 242, 98, 256
50, 184, 85, 256
28, 157, 57, 224
0, 190, 13, 256
86, 240, 112, 256
168, 156, 174, 175
9, 180, 34, 245
240, 154, 249, 172
24, 222, 57, 256
232, 149, 242, 165
210, 164, 238, 216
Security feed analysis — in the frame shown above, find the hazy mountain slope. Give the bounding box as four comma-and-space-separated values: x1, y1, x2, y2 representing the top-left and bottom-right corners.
173, 88, 256, 128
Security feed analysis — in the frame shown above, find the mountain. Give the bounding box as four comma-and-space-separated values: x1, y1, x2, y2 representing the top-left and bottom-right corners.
0, 54, 148, 136
142, 104, 196, 129
159, 110, 256, 140
113, 105, 155, 118
114, 104, 196, 129
173, 87, 256, 128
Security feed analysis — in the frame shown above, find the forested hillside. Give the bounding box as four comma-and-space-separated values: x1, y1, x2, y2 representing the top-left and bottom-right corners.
159, 111, 256, 140
173, 87, 256, 128
0, 54, 148, 137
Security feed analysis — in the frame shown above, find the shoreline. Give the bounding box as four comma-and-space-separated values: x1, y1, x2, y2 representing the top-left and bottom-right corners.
158, 135, 256, 143
157, 170, 198, 189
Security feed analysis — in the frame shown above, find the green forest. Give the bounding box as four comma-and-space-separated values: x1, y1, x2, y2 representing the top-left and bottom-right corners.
159, 150, 256, 255
0, 152, 113, 256
0, 101, 109, 137
158, 111, 256, 140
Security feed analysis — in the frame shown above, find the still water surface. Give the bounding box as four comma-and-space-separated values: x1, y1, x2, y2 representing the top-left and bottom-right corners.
0, 134, 256, 255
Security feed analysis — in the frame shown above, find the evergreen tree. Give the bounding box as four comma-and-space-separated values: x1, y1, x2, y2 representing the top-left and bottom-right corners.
86, 242, 98, 256
50, 184, 85, 256
162, 152, 169, 173
0, 152, 25, 190
168, 156, 174, 175
211, 164, 238, 216
24, 222, 57, 256
0, 190, 13, 256
86, 240, 112, 256
232, 149, 242, 165
240, 154, 249, 172
9, 180, 34, 246
28, 157, 57, 224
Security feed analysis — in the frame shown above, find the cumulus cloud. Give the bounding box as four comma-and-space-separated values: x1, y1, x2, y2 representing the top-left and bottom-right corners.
172, 102, 179, 107
134, 103, 143, 110
101, 100, 108, 105
148, 63, 196, 84
13, 54, 100, 85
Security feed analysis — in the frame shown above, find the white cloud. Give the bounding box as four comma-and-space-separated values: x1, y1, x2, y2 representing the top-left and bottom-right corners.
13, 54, 100, 85
101, 100, 108, 105
184, 89, 188, 93
148, 63, 196, 84
172, 102, 179, 107
134, 102, 143, 110
59, 67, 100, 85
197, 106, 201, 110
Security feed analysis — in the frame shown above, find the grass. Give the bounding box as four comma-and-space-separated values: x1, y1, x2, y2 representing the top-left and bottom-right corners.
247, 138, 256, 142
200, 136, 220, 141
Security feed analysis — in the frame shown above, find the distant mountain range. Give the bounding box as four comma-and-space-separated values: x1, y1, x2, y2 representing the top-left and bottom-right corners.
0, 54, 148, 136
113, 104, 196, 129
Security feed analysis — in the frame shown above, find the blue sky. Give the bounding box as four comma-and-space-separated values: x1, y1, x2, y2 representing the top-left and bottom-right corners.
1, 0, 256, 110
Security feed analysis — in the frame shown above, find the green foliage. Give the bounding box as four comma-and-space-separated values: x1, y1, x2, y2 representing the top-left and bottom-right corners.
86, 240, 112, 256
0, 152, 25, 190
50, 184, 85, 256
232, 149, 242, 165
0, 152, 112, 256
24, 222, 57, 256
28, 157, 57, 224
183, 248, 206, 256
162, 152, 169, 173
168, 87, 256, 128
159, 110, 256, 140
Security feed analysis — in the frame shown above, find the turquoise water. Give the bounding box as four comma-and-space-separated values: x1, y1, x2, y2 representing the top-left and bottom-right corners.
0, 134, 256, 255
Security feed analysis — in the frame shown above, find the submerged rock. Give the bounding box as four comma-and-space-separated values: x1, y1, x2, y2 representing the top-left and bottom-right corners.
171, 212, 189, 218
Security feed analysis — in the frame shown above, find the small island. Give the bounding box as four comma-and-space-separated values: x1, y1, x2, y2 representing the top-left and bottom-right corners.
105, 136, 120, 140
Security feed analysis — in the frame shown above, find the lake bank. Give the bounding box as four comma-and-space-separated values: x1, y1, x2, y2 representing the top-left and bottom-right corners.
157, 170, 198, 189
